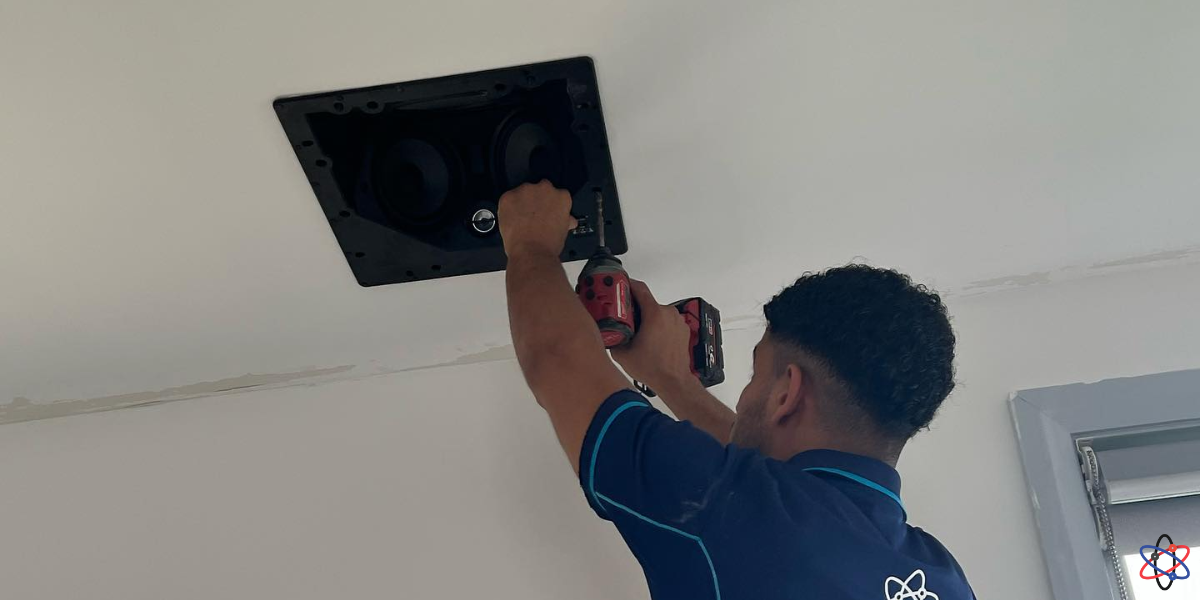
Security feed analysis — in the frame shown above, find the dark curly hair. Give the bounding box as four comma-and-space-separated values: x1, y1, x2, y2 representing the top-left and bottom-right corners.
763, 264, 956, 440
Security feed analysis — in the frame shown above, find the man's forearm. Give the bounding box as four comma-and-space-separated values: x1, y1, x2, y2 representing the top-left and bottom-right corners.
499, 182, 631, 473
652, 374, 735, 445
505, 248, 631, 472
506, 249, 605, 387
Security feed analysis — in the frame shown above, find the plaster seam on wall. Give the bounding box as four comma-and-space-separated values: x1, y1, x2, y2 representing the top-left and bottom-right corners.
357, 315, 768, 376
1, 366, 354, 425
0, 314, 773, 427
6, 244, 1196, 427
958, 245, 1200, 296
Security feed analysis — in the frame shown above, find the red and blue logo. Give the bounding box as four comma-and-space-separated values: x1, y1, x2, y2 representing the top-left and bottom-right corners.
1140, 534, 1190, 591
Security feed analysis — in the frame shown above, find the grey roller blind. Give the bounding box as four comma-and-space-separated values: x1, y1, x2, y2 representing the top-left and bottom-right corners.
1107, 495, 1200, 555
1093, 432, 1200, 504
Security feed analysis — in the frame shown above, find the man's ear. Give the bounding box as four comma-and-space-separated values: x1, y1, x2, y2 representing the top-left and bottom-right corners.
768, 364, 806, 425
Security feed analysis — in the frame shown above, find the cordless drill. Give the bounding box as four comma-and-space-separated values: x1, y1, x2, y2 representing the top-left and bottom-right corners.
576, 191, 724, 395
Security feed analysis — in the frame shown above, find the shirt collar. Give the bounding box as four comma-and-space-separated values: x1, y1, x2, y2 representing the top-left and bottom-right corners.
786, 448, 903, 503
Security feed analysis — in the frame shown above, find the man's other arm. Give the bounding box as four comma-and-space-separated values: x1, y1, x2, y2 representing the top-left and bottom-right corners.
611, 281, 736, 444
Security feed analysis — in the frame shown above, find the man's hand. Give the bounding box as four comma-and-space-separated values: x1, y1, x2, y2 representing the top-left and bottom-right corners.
610, 280, 693, 393
498, 180, 578, 259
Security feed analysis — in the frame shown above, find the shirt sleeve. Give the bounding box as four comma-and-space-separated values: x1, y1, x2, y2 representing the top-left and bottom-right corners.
578, 389, 740, 535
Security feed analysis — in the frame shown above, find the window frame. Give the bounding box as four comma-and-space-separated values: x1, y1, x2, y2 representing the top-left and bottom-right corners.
1009, 368, 1200, 600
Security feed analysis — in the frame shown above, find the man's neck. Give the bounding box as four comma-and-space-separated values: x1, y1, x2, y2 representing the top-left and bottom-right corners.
772, 435, 902, 468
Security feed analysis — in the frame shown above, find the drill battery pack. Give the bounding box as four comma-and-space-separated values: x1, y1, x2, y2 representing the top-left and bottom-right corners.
636, 297, 725, 397
673, 297, 725, 389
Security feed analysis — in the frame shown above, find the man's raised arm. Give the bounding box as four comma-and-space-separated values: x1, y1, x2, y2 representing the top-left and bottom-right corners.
500, 181, 631, 473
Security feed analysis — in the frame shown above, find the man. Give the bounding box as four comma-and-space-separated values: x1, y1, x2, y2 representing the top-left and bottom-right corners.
501, 181, 976, 600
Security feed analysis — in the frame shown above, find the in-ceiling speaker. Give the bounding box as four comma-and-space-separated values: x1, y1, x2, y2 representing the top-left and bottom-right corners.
273, 57, 626, 287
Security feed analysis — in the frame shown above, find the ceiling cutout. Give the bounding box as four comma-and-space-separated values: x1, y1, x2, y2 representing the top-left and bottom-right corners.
274, 57, 627, 287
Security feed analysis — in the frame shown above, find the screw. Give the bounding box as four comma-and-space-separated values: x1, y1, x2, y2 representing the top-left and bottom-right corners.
595, 190, 606, 248
471, 208, 497, 234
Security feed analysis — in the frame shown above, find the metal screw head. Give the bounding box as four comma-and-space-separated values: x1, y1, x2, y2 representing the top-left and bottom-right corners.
471, 208, 497, 234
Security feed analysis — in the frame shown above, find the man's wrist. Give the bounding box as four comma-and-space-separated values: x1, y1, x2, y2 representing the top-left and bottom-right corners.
647, 370, 703, 400
505, 241, 562, 262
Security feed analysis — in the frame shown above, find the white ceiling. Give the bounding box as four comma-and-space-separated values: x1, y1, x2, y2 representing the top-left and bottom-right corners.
3, 1, 1199, 409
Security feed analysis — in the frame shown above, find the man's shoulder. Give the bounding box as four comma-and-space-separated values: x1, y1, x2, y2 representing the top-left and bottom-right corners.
903, 524, 972, 574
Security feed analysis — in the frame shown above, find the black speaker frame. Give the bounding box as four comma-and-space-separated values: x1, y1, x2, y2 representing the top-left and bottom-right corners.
273, 56, 627, 287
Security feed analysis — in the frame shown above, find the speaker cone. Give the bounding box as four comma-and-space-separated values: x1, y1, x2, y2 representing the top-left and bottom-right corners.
372, 138, 454, 225
493, 112, 564, 189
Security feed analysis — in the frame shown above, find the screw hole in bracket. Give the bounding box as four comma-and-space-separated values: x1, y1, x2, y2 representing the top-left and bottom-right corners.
315, 159, 328, 167
339, 210, 351, 217
354, 252, 365, 258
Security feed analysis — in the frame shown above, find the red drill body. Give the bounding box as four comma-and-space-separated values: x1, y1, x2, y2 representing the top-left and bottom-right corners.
575, 192, 724, 393
577, 191, 635, 347
576, 249, 635, 348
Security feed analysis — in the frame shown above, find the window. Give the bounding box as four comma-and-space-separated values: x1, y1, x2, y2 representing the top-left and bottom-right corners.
1010, 369, 1200, 600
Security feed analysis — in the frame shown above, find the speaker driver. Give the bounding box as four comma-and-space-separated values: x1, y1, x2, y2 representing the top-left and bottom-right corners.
372, 138, 454, 225
494, 113, 564, 189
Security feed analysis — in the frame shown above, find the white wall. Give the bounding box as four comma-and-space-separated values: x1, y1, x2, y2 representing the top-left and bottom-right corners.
5, 0, 1200, 406
3, 260, 1200, 599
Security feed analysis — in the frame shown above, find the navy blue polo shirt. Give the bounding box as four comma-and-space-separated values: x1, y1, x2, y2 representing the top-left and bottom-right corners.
579, 390, 976, 600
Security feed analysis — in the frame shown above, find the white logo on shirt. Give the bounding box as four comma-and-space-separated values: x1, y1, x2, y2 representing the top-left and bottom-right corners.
885, 569, 939, 600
